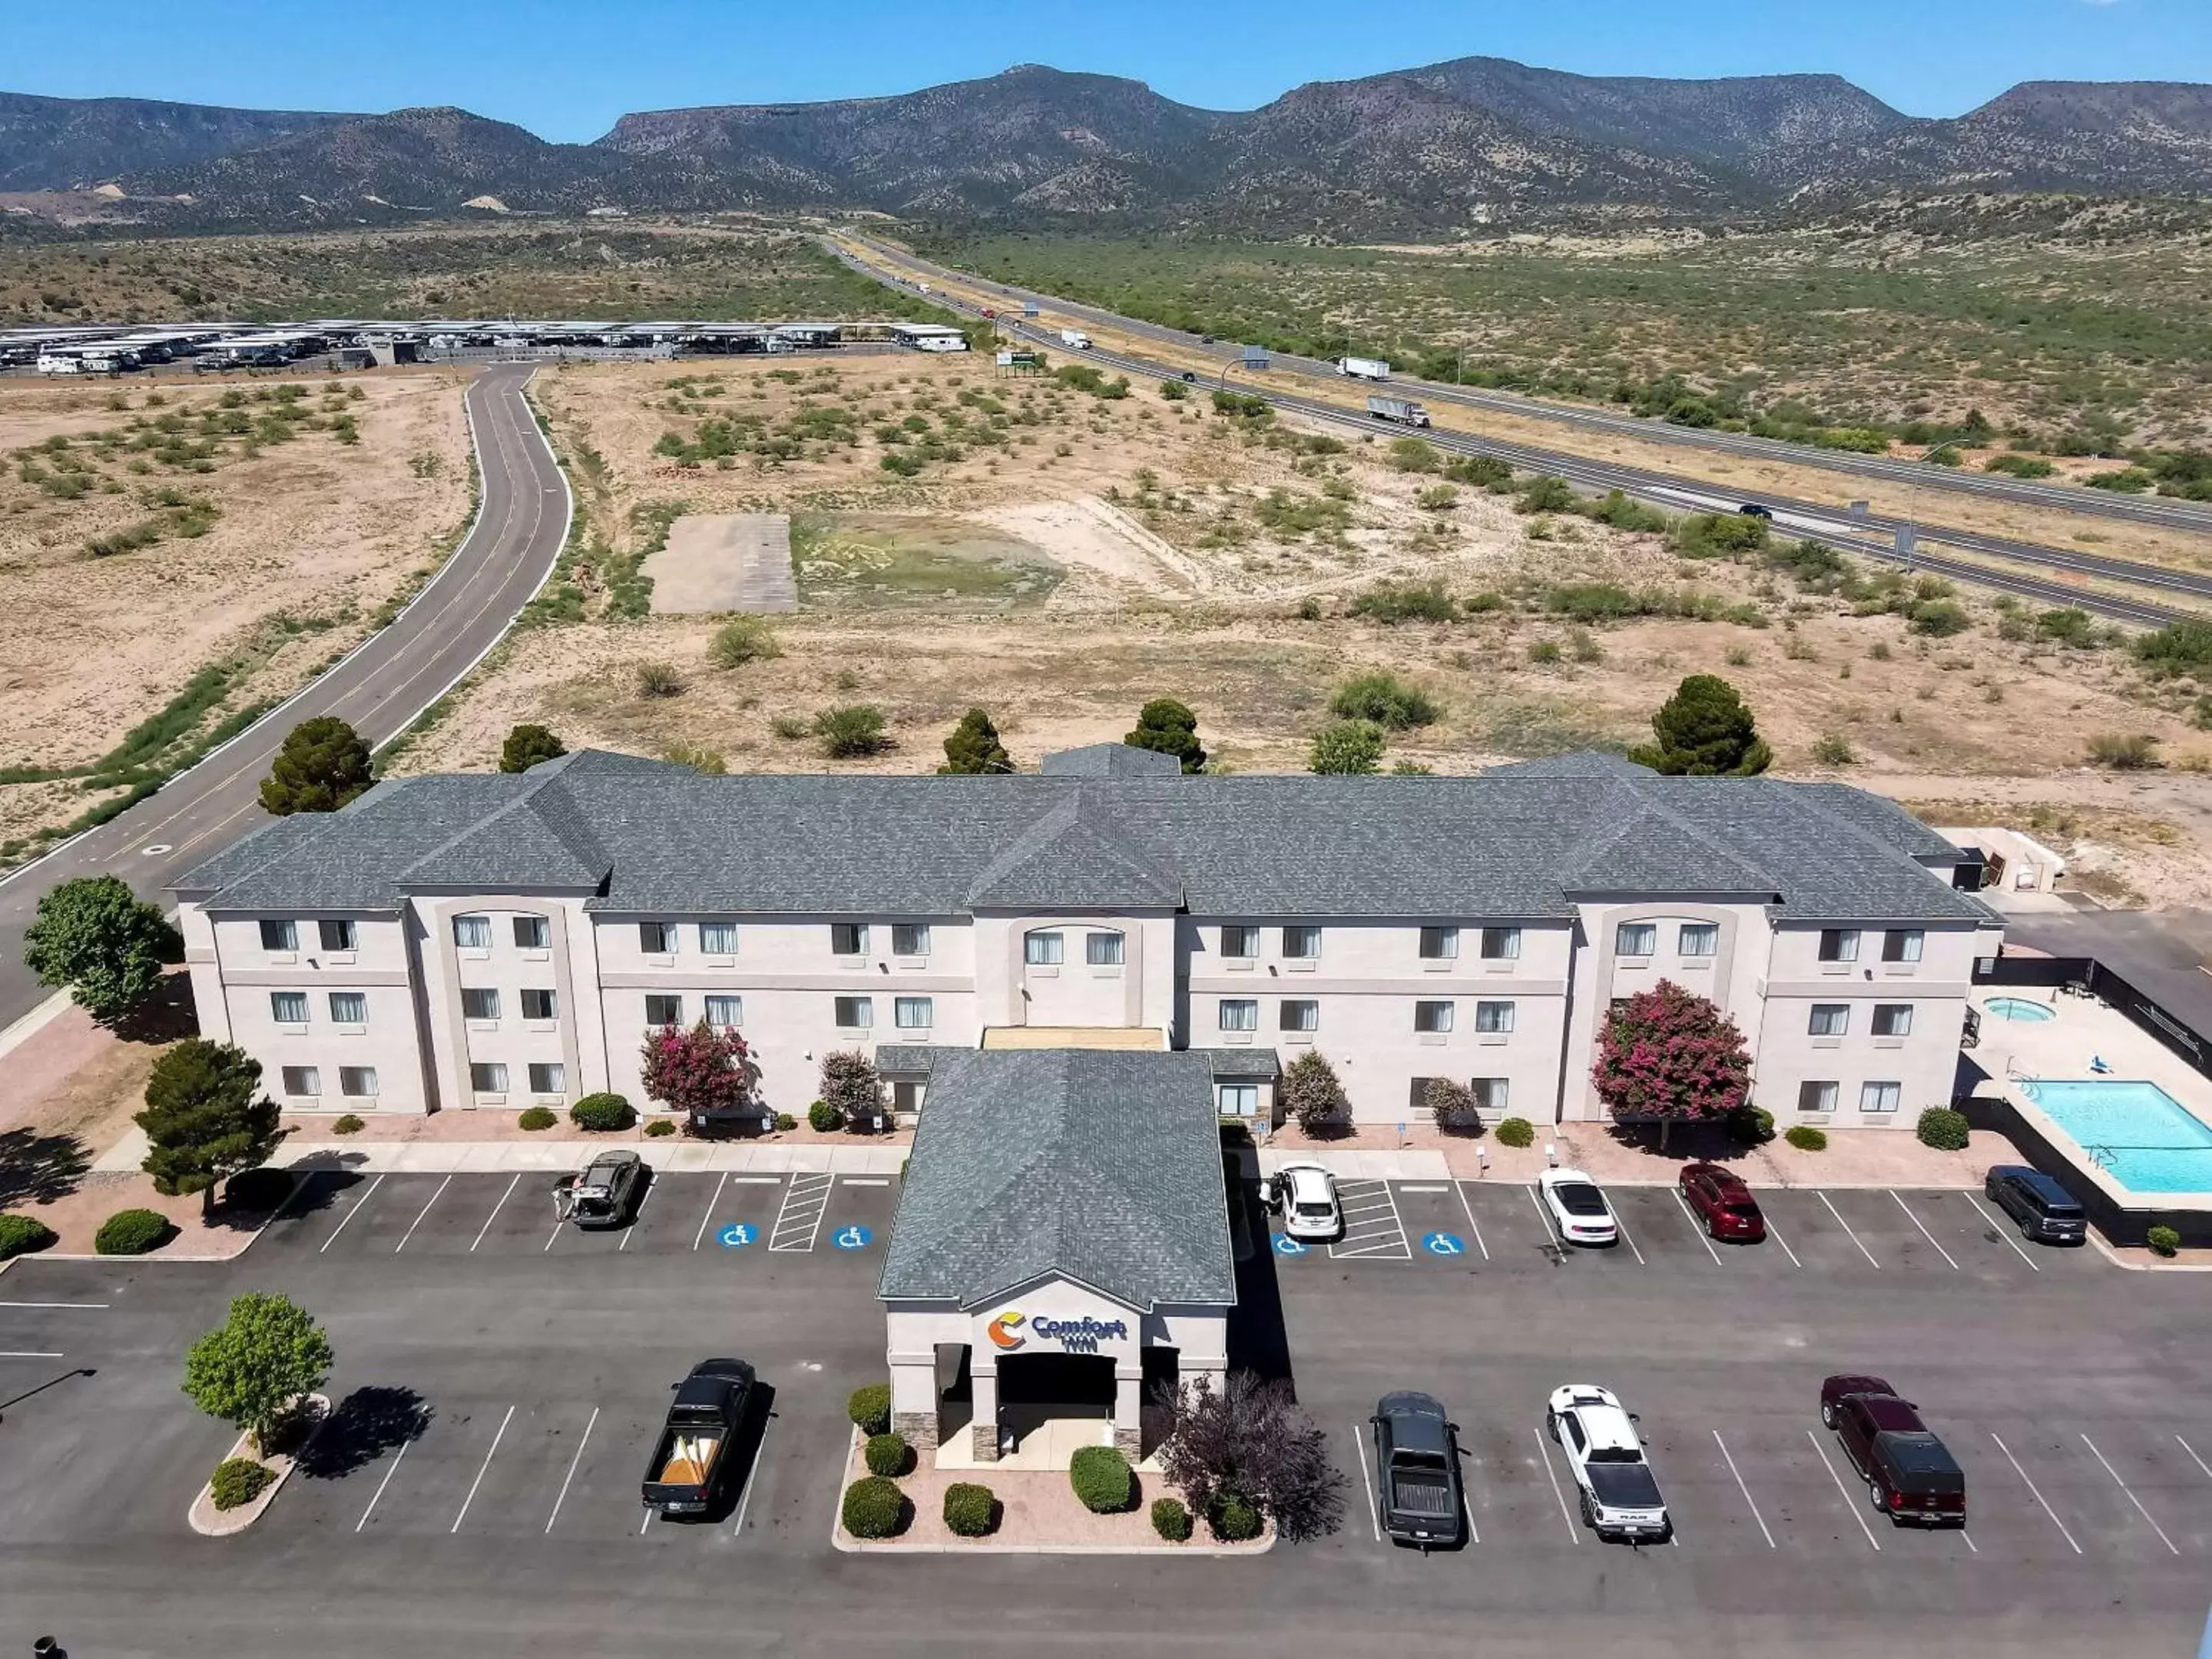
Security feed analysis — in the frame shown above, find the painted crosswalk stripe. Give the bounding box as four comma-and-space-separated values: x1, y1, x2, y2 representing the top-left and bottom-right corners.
770, 1172, 835, 1251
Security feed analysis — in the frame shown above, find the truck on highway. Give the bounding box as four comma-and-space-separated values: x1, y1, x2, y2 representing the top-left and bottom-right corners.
642, 1358, 757, 1518
1059, 328, 1092, 350
1366, 394, 1431, 429
1336, 356, 1392, 382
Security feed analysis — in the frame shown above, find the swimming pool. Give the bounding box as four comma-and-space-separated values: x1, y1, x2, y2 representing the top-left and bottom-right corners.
2019, 1078, 2212, 1193
1985, 997, 2056, 1022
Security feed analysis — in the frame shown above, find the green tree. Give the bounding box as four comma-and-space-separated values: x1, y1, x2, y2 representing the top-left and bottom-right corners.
939, 707, 1012, 774
1278, 1050, 1349, 1137
1309, 720, 1386, 775
182, 1292, 333, 1452
137, 1040, 284, 1219
498, 723, 566, 773
1125, 698, 1207, 773
1628, 674, 1773, 777
259, 716, 373, 815
22, 874, 182, 1022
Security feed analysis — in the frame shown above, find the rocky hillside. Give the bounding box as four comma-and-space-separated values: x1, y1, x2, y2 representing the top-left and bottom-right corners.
0, 91, 349, 193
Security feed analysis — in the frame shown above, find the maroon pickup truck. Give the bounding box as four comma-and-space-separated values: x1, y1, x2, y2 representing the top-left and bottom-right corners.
1820, 1374, 1965, 1526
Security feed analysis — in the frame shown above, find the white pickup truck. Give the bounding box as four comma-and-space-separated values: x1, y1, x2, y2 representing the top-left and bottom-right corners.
1547, 1383, 1671, 1542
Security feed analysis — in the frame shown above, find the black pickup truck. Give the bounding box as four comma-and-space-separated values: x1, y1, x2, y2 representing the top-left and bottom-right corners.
642, 1359, 757, 1518
1369, 1392, 1465, 1551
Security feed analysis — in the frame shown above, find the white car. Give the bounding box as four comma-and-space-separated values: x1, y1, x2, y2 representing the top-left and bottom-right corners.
1537, 1167, 1619, 1247
1546, 1384, 1671, 1541
1270, 1161, 1343, 1242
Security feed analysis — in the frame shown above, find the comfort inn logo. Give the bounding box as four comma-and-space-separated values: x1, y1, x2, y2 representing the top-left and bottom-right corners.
986, 1312, 1027, 1351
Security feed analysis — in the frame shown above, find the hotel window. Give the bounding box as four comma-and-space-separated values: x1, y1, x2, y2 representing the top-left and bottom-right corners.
339, 1066, 379, 1098
1471, 1078, 1511, 1114
644, 994, 684, 1028
1218, 1084, 1260, 1118
260, 919, 298, 952
469, 1062, 508, 1094
1279, 999, 1320, 1034
528, 1063, 566, 1095
1025, 930, 1065, 965
1873, 1004, 1914, 1038
831, 922, 869, 957
1220, 925, 1259, 960
1419, 926, 1459, 960
1086, 932, 1125, 966
270, 991, 309, 1025
453, 914, 492, 950
1798, 1080, 1838, 1114
1818, 929, 1860, 963
704, 995, 742, 1028
1479, 926, 1520, 961
1615, 922, 1657, 958
280, 1066, 321, 1098
1883, 929, 1925, 964
513, 915, 551, 949
892, 923, 932, 957
1808, 1005, 1849, 1037
328, 992, 366, 1025
700, 922, 739, 956
1860, 1081, 1902, 1114
895, 996, 935, 1030
1474, 1000, 1515, 1035
521, 988, 558, 1021
834, 996, 873, 1030
318, 919, 356, 952
1218, 999, 1260, 1033
1414, 1000, 1455, 1035
1283, 926, 1321, 960
1678, 923, 1718, 958
461, 987, 502, 1021
639, 921, 677, 955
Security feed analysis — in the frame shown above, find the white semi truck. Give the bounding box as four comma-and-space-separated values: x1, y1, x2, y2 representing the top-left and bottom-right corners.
1337, 356, 1392, 381
1059, 328, 1093, 350
1366, 394, 1431, 428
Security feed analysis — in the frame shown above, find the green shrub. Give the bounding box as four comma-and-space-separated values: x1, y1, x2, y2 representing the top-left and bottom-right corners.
1810, 736, 1855, 767
569, 1092, 634, 1131
808, 1100, 844, 1132
1785, 1124, 1828, 1152
847, 1382, 892, 1435
209, 1456, 276, 1512
1151, 1495, 1193, 1541
644, 1118, 677, 1137
1327, 671, 1438, 730
1210, 1492, 1263, 1541
518, 1105, 558, 1131
2089, 733, 2161, 770
841, 1475, 907, 1539
0, 1214, 58, 1259
1916, 1107, 1971, 1151
1069, 1445, 1135, 1513
634, 659, 685, 698
1494, 1117, 1535, 1149
864, 1432, 911, 1478
944, 1482, 998, 1536
1908, 601, 1970, 637
1985, 454, 2055, 479
816, 704, 888, 758
2147, 1225, 2181, 1258
330, 1113, 366, 1135
774, 1111, 798, 1132
1349, 580, 1456, 624
1726, 1104, 1775, 1147
94, 1207, 172, 1256
707, 617, 780, 669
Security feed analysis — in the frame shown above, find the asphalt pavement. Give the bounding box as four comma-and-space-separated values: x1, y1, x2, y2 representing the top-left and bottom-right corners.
0, 364, 568, 1030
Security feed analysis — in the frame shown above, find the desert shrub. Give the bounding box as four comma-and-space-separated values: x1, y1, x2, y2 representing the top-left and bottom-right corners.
1494, 1117, 1535, 1149
1785, 1124, 1829, 1152
1810, 736, 1856, 767
0, 1214, 58, 1259
841, 1475, 907, 1539
1070, 1445, 1135, 1513
2147, 1225, 2181, 1258
847, 1382, 892, 1435
2089, 733, 2161, 770
1349, 580, 1456, 624
944, 1482, 998, 1536
2134, 618, 2212, 679
330, 1113, 366, 1135
1726, 1104, 1775, 1146
1985, 454, 2055, 478
634, 660, 685, 698
569, 1092, 634, 1131
707, 616, 780, 668
808, 1099, 844, 1132
644, 1118, 677, 1137
1907, 601, 1970, 637
1308, 720, 1386, 775
1916, 1107, 1971, 1151
815, 704, 888, 758
1328, 672, 1437, 730
1210, 1493, 1263, 1541
95, 1207, 172, 1256
773, 1111, 798, 1132
518, 1105, 557, 1131
864, 1432, 912, 1478
1515, 475, 1577, 514
209, 1456, 276, 1512
1151, 1495, 1194, 1541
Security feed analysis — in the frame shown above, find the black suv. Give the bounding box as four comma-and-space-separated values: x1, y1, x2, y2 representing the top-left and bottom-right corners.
1985, 1165, 2087, 1245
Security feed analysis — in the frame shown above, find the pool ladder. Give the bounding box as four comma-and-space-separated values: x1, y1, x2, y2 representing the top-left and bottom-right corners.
2088, 1144, 2118, 1172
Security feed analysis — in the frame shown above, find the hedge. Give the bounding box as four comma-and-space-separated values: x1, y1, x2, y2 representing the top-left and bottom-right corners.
0, 1214, 58, 1260
807, 1100, 843, 1133
1210, 1492, 1263, 1541
332, 1114, 366, 1135
1151, 1495, 1193, 1541
842, 1475, 906, 1539
847, 1382, 892, 1436
2147, 1225, 2181, 1258
570, 1092, 634, 1131
1916, 1107, 1971, 1151
518, 1105, 557, 1131
864, 1432, 912, 1478
1727, 1103, 1775, 1146
1785, 1124, 1829, 1152
94, 1207, 172, 1256
1493, 1117, 1535, 1149
1070, 1445, 1135, 1513
210, 1456, 276, 1512
644, 1118, 677, 1137
944, 1482, 998, 1537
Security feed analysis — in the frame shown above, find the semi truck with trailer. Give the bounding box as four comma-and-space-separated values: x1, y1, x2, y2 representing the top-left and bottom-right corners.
1337, 356, 1392, 381
1366, 394, 1431, 428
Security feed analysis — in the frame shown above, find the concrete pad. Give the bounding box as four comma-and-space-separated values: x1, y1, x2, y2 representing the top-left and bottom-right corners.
94, 1124, 150, 1173
644, 513, 796, 614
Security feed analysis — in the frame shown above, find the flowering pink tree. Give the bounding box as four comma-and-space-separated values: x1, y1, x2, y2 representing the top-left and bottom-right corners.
1591, 979, 1751, 1153
641, 1020, 760, 1128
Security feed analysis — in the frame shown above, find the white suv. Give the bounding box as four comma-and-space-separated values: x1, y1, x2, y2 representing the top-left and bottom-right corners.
1270, 1161, 1343, 1242
1546, 1384, 1671, 1542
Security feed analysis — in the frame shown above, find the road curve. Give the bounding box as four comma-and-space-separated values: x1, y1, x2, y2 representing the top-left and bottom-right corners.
841, 235, 2212, 538
0, 364, 569, 1029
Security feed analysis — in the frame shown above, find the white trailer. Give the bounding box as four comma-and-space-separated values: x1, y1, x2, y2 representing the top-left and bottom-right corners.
1366, 394, 1431, 428
1337, 356, 1392, 382
1059, 328, 1092, 350
35, 354, 83, 376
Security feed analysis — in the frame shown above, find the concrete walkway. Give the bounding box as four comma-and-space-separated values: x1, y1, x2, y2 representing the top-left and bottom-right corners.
95, 1131, 907, 1176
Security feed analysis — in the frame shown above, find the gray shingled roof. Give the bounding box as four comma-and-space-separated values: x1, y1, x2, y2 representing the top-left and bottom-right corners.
174, 748, 1995, 926
1040, 743, 1183, 778
877, 1049, 1236, 1310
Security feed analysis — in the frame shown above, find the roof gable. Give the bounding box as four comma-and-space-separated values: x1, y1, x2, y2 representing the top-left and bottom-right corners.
965, 793, 1183, 909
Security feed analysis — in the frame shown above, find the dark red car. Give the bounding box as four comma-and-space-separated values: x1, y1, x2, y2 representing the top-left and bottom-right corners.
1820, 1374, 1965, 1526
1677, 1161, 1766, 1242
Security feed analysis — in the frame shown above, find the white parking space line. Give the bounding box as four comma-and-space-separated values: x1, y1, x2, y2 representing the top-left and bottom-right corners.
1451, 1182, 1491, 1261
1988, 1432, 2081, 1554
617, 1180, 656, 1251
545, 1406, 600, 1535
1354, 1423, 1380, 1541
2176, 1433, 2212, 1481
0, 1351, 64, 1359
470, 1174, 521, 1253
1816, 1192, 1881, 1268
1461, 1481, 1479, 1545
1525, 1184, 1556, 1244
770, 1172, 834, 1252
318, 1173, 386, 1253
1806, 1429, 1882, 1551
1962, 1194, 2039, 1270
729, 1175, 783, 1184
354, 1440, 411, 1532
1534, 1426, 1581, 1544
1671, 1190, 1724, 1266
1399, 1184, 1448, 1194
0, 1301, 109, 1310
1890, 1191, 1960, 1270
451, 1405, 516, 1533
1763, 1217, 1803, 1269
691, 1172, 729, 1252
1711, 1430, 1775, 1548
839, 1177, 891, 1187
730, 1423, 771, 1538
1613, 1212, 1647, 1267
394, 1176, 452, 1253
543, 1217, 565, 1253
2081, 1432, 2180, 1554
640, 1505, 655, 1535
1330, 1181, 1412, 1259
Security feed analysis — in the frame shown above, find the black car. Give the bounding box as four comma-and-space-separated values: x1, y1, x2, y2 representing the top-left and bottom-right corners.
1985, 1165, 2087, 1244
555, 1151, 647, 1230
1738, 503, 1775, 521
1369, 1392, 1466, 1551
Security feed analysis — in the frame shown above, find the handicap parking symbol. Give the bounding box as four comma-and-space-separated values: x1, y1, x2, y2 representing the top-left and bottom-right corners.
1271, 1234, 1309, 1257
833, 1224, 873, 1250
717, 1222, 756, 1249
1422, 1230, 1467, 1257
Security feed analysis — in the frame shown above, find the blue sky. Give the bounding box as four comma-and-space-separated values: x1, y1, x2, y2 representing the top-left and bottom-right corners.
8, 0, 2207, 141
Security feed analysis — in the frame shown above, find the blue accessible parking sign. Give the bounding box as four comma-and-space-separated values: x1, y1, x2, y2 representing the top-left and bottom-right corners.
718, 1223, 756, 1248
1422, 1230, 1467, 1257
1271, 1234, 1309, 1257
833, 1225, 873, 1250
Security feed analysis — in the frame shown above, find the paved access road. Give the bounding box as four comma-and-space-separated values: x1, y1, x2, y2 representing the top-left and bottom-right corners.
841, 234, 2212, 539
0, 365, 568, 1029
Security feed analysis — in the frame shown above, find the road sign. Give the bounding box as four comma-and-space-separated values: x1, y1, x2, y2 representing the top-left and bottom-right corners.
717, 1222, 756, 1249
1848, 499, 1870, 522
1894, 525, 1917, 561
1241, 344, 1270, 370
1022, 302, 1038, 318
1422, 1230, 1467, 1257
833, 1224, 873, 1250
1272, 1234, 1309, 1257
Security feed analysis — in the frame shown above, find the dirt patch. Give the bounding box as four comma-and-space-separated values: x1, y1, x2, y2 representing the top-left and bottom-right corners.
794, 512, 1061, 609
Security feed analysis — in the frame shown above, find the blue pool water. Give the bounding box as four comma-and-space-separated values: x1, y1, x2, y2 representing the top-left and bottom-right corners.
1985, 997, 2056, 1022
2020, 1078, 2212, 1194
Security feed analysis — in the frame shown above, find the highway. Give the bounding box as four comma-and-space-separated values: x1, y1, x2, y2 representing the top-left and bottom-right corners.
0, 364, 568, 1031
840, 234, 2212, 538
